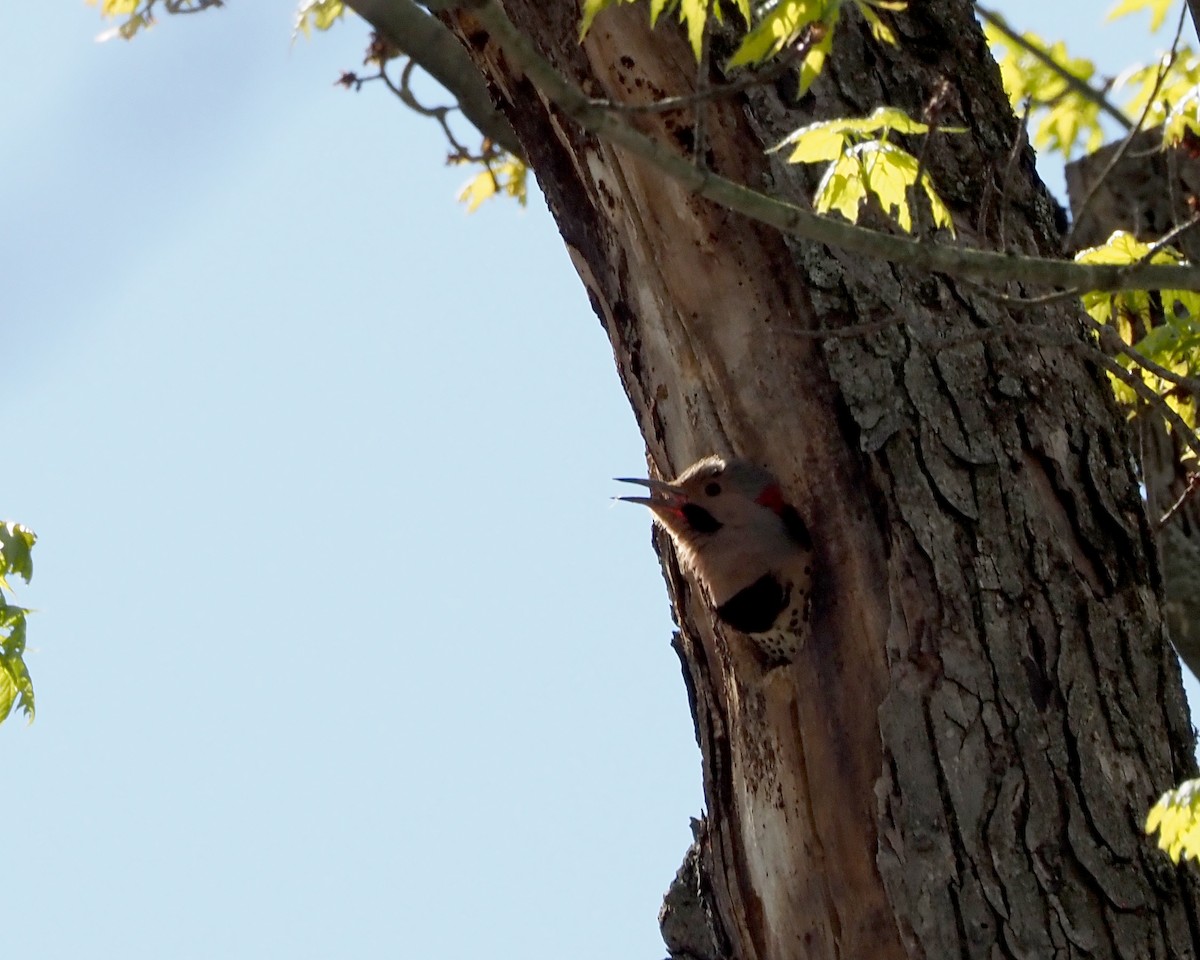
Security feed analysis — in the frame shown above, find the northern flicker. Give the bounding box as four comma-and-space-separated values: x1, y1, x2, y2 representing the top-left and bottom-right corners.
617, 456, 815, 664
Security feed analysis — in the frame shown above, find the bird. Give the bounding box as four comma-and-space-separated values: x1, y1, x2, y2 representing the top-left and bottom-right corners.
616, 456, 815, 664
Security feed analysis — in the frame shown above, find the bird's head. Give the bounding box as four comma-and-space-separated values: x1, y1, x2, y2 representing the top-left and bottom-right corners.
616, 456, 808, 586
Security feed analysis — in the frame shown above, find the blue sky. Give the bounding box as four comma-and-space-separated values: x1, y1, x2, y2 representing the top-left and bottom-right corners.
4, 3, 1194, 958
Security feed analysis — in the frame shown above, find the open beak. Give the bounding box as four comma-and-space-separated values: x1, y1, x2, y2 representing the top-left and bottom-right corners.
613, 476, 687, 513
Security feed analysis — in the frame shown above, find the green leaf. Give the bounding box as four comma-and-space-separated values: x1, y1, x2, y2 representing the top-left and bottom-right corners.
774, 106, 963, 162
1148, 779, 1200, 862
852, 142, 917, 231
648, 0, 673, 25
815, 153, 870, 224
777, 107, 959, 234
727, 0, 833, 69
1076, 232, 1200, 428
293, 0, 347, 41
1147, 63, 1200, 144
0, 521, 36, 725
0, 522, 35, 585
0, 605, 34, 723
457, 155, 529, 212
0, 635, 34, 724
680, 0, 708, 59
580, 0, 636, 38
294, 0, 344, 35
1107, 0, 1173, 32
582, 0, 712, 59
983, 18, 1112, 160
918, 170, 955, 234
858, 4, 895, 45
0, 665, 15, 726
777, 121, 853, 163
812, 141, 954, 234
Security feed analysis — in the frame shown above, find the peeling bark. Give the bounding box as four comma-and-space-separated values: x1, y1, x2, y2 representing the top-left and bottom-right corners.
441, 4, 1200, 960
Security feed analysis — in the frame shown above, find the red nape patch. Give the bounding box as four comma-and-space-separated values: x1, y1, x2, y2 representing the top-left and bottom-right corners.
754, 484, 786, 514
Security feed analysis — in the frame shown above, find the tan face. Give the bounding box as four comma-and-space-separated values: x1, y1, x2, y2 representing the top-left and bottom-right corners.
615, 457, 787, 561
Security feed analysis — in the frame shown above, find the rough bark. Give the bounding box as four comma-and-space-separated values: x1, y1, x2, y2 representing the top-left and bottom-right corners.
440, 4, 1200, 960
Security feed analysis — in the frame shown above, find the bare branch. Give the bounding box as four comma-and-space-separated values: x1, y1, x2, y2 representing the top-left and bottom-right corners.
344, 0, 523, 159
1159, 472, 1200, 529
1085, 314, 1200, 397
1090, 348, 1200, 462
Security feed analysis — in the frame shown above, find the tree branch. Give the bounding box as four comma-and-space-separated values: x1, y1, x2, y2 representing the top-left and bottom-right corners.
420, 0, 1200, 294
344, 0, 523, 158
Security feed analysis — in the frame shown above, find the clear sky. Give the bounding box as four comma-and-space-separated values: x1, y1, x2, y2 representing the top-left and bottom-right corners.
4, 3, 1195, 958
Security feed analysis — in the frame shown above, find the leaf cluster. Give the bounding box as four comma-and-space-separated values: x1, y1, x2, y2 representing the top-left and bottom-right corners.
774, 107, 961, 234
729, 0, 903, 94
1147, 778, 1200, 862
982, 16, 1105, 159
581, 0, 904, 97
984, 0, 1200, 158
0, 522, 36, 725
582, 1, 952, 234
1077, 232, 1200, 434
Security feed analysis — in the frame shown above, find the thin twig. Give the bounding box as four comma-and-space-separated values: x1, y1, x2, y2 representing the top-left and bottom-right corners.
1087, 348, 1200, 462
910, 78, 956, 236
345, 57, 504, 168
961, 279, 1083, 309
996, 99, 1032, 250
974, 3, 1133, 131
1145, 212, 1200, 260
1084, 314, 1200, 397
346, 0, 523, 158
1159, 473, 1200, 529
384, 59, 472, 157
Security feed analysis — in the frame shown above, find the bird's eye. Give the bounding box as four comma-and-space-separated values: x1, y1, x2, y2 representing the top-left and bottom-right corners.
705, 482, 721, 497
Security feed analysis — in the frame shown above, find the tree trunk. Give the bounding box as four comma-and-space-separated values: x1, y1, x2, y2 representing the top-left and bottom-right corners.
443, 3, 1200, 959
